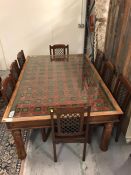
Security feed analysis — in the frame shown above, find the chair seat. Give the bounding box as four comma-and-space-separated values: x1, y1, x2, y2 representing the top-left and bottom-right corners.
55, 134, 86, 143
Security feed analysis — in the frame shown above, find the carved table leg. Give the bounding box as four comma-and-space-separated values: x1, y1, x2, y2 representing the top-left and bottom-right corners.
100, 123, 113, 151
12, 129, 26, 160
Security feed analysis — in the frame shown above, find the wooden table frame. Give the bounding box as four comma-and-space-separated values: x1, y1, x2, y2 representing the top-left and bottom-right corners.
2, 55, 123, 160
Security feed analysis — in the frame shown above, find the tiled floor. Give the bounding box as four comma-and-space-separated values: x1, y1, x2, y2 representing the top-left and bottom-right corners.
23, 128, 131, 175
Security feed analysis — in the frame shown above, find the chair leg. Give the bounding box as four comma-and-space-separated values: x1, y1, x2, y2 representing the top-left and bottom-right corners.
87, 125, 93, 143
41, 128, 47, 142
53, 141, 57, 162
115, 123, 121, 142
115, 119, 123, 142
41, 128, 51, 142
82, 141, 87, 161
111, 127, 114, 136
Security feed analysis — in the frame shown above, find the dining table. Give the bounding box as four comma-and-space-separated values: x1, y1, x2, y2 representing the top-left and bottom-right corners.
2, 55, 123, 160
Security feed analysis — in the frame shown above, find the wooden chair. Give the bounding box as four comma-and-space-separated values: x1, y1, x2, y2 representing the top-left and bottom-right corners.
0, 77, 1, 86
113, 74, 131, 141
94, 50, 105, 75
0, 77, 2, 97
0, 77, 5, 111
101, 60, 115, 91
0, 101, 5, 118
0, 76, 7, 119
50, 106, 91, 162
0, 96, 7, 119
49, 44, 69, 61
1, 75, 14, 103
10, 60, 20, 85
17, 50, 26, 70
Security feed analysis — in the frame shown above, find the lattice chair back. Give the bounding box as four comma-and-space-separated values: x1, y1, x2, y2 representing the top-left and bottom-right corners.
51, 106, 91, 137
50, 106, 91, 162
94, 49, 105, 74
2, 75, 14, 102
101, 60, 115, 91
49, 44, 69, 61
17, 50, 26, 70
10, 60, 20, 85
113, 74, 131, 112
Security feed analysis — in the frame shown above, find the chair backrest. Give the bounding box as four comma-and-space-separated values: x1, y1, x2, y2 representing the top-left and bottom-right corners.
17, 50, 26, 70
2, 75, 14, 102
0, 77, 2, 97
50, 106, 91, 137
10, 60, 20, 85
101, 60, 115, 90
113, 74, 131, 112
0, 77, 2, 87
94, 50, 105, 74
49, 44, 69, 61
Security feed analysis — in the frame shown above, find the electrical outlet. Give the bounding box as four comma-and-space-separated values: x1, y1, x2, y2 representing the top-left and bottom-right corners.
78, 24, 85, 28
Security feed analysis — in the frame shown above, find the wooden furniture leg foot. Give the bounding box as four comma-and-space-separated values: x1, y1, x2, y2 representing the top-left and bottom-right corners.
41, 128, 47, 142
12, 129, 26, 160
100, 123, 113, 151
53, 141, 57, 162
115, 123, 121, 142
87, 125, 93, 143
115, 119, 123, 142
83, 140, 87, 161
41, 128, 51, 142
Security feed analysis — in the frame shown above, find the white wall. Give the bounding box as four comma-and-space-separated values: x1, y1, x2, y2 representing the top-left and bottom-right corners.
0, 0, 86, 69
126, 120, 131, 143
0, 40, 6, 70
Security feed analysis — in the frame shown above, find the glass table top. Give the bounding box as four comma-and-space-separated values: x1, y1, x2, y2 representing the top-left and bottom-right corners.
11, 55, 115, 118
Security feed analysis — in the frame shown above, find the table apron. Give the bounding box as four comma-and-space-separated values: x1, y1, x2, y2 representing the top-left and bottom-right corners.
6, 115, 120, 130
